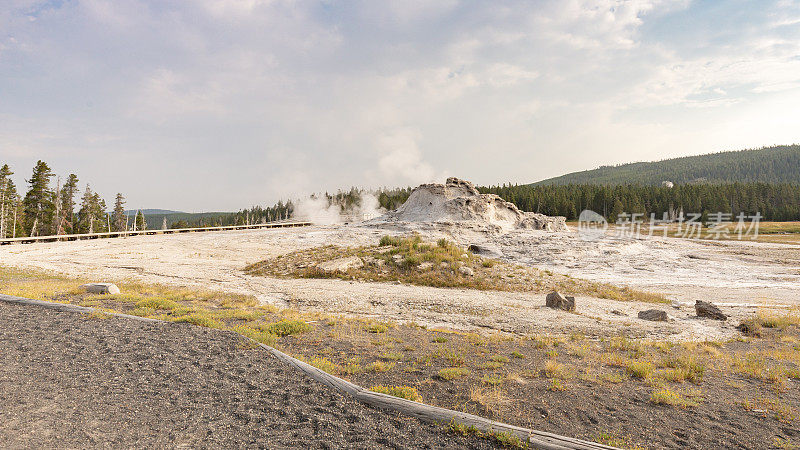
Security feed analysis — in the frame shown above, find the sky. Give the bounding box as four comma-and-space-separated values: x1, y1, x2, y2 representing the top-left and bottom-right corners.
1, 0, 799, 212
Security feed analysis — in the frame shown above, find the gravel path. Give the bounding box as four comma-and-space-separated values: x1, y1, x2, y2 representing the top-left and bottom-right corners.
0, 302, 494, 449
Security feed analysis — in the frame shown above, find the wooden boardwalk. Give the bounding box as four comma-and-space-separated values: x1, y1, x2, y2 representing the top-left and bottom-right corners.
0, 221, 312, 245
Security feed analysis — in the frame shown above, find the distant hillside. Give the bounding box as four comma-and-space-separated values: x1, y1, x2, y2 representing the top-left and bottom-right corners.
124, 209, 184, 216
121, 211, 233, 230
533, 145, 800, 186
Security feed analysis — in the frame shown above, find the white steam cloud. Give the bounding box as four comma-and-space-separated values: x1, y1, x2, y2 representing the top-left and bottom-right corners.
292, 191, 386, 225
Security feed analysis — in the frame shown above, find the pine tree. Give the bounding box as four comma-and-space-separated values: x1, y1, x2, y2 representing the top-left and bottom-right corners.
22, 160, 55, 236
0, 164, 17, 238
112, 193, 126, 231
135, 210, 146, 231
60, 174, 79, 234
609, 198, 625, 222
77, 185, 107, 234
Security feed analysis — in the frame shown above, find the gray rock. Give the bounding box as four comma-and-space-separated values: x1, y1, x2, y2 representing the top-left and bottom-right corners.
545, 291, 575, 312
81, 283, 120, 295
695, 300, 727, 320
316, 256, 364, 273
458, 266, 474, 276
638, 309, 668, 321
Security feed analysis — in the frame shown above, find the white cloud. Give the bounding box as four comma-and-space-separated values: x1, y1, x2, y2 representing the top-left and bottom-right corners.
0, 0, 799, 210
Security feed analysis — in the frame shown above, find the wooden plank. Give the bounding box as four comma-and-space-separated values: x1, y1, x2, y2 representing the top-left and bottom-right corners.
0, 294, 618, 449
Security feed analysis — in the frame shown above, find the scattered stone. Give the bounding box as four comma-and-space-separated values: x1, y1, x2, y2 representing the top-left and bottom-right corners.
316, 256, 364, 273
440, 262, 450, 269
81, 283, 120, 295
671, 300, 682, 309
467, 243, 503, 258
638, 309, 668, 322
611, 310, 626, 316
695, 300, 727, 320
418, 262, 433, 271
458, 266, 474, 276
545, 291, 575, 312
392, 254, 404, 264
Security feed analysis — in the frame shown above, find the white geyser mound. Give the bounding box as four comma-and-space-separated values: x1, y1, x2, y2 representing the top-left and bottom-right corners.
377, 177, 567, 232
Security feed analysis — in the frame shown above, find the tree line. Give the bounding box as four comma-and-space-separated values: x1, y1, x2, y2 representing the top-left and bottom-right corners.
0, 160, 148, 238
479, 183, 800, 221
534, 144, 800, 186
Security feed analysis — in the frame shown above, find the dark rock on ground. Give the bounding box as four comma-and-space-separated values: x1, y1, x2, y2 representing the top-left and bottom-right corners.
695, 300, 727, 320
546, 291, 575, 312
638, 309, 668, 321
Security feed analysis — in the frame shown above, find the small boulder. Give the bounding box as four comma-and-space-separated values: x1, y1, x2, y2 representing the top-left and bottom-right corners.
638, 309, 668, 322
458, 266, 475, 277
81, 283, 120, 295
467, 243, 503, 258
418, 262, 434, 271
695, 300, 727, 321
316, 256, 364, 273
546, 291, 575, 312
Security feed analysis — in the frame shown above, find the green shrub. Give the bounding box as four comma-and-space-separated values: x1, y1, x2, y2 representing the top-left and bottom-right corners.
367, 323, 388, 333
369, 385, 422, 402
380, 236, 403, 247
233, 325, 278, 346
136, 297, 180, 310
625, 360, 654, 379
364, 361, 395, 373
438, 367, 470, 380
129, 306, 156, 317
264, 320, 312, 336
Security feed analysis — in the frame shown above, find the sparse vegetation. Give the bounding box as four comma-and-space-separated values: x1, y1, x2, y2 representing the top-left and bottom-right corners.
264, 320, 312, 336
3, 265, 800, 448
438, 367, 470, 380
369, 385, 422, 402
650, 388, 699, 407
244, 236, 667, 303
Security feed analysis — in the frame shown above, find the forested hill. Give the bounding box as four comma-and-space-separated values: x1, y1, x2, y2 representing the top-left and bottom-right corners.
533, 145, 800, 186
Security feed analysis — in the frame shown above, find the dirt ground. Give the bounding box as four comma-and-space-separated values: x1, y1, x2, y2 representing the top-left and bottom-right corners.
0, 224, 800, 340
0, 223, 798, 342
0, 301, 498, 449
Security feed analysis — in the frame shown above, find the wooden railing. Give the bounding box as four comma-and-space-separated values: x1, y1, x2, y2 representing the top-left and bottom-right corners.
0, 221, 312, 245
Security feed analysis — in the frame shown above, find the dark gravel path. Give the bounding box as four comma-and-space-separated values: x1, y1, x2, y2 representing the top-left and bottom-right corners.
0, 302, 495, 449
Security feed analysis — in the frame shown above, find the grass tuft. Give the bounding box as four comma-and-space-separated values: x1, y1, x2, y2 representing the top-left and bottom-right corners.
264, 320, 312, 336
438, 367, 470, 380
369, 385, 422, 402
